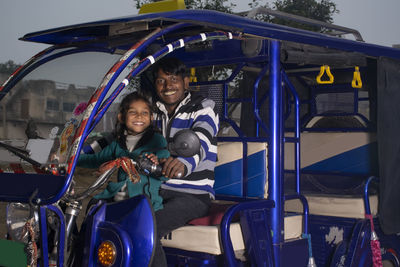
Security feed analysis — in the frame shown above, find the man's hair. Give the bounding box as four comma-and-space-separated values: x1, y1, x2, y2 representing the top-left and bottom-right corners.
152, 57, 188, 81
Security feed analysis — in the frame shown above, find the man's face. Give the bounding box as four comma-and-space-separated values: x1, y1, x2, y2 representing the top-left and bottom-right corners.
155, 69, 189, 113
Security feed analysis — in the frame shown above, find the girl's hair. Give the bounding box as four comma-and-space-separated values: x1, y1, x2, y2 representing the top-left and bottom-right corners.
114, 91, 154, 147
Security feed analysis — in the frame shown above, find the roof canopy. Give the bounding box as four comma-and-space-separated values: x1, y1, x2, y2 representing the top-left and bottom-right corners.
21, 9, 400, 59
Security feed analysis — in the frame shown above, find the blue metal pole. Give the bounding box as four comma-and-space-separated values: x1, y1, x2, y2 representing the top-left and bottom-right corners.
269, 40, 283, 266
364, 176, 378, 215
40, 206, 50, 267
282, 71, 301, 193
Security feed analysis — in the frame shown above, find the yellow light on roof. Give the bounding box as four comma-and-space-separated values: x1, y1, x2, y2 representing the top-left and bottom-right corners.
97, 240, 116, 267
139, 0, 186, 14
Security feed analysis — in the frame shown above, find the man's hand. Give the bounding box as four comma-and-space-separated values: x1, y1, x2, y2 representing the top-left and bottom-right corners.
160, 157, 185, 179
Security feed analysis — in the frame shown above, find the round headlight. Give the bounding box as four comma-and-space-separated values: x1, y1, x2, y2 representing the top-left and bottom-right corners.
97, 240, 117, 267
6, 202, 39, 243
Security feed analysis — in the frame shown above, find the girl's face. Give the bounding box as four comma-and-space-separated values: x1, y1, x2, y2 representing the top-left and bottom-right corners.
119, 99, 152, 135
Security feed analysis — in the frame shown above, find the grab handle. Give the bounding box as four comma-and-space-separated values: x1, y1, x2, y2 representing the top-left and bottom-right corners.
316, 65, 334, 84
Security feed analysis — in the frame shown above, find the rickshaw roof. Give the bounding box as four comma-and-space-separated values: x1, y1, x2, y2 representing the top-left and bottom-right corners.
21, 9, 400, 59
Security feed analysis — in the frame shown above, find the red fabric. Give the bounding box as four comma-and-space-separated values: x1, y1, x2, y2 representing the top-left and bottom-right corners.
33, 166, 46, 174
10, 163, 25, 174
188, 203, 238, 226
371, 239, 382, 267
365, 213, 383, 267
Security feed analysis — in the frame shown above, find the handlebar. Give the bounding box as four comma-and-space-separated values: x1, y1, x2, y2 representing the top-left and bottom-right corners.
68, 166, 118, 201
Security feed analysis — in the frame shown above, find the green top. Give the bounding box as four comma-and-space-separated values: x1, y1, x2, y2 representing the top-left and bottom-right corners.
78, 131, 169, 211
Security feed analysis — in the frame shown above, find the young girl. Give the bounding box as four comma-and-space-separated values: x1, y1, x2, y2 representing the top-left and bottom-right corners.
78, 92, 169, 211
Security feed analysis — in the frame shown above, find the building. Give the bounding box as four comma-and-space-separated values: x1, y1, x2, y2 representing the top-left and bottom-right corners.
0, 72, 94, 140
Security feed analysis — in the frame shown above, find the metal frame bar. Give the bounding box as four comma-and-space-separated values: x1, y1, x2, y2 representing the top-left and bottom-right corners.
220, 199, 275, 266
268, 39, 284, 267
240, 7, 364, 41
282, 71, 301, 193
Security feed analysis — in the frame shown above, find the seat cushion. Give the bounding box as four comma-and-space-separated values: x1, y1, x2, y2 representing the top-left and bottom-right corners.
161, 214, 303, 255
285, 194, 378, 218
188, 201, 237, 226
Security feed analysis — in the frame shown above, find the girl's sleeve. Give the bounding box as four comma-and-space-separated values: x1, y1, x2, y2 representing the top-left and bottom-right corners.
77, 142, 116, 168
154, 133, 170, 159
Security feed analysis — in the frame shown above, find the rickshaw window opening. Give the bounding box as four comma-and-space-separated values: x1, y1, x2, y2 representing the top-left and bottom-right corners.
0, 47, 113, 100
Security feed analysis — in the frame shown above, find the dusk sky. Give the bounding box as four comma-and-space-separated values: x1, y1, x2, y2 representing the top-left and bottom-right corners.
1, 0, 399, 64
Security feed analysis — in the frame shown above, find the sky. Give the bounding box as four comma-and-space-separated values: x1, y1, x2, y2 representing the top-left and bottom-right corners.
1, 0, 400, 64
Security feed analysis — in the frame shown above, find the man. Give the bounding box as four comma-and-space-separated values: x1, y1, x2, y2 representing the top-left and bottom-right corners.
151, 57, 219, 266
82, 57, 218, 266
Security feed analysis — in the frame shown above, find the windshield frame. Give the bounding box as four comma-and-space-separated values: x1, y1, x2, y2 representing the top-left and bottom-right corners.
0, 23, 189, 205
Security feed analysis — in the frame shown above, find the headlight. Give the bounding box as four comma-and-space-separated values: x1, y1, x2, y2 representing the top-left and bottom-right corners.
6, 203, 39, 243
97, 240, 117, 267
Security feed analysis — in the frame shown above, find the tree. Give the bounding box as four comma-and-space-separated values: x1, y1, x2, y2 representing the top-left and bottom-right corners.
0, 60, 21, 75
135, 0, 338, 32
247, 0, 338, 32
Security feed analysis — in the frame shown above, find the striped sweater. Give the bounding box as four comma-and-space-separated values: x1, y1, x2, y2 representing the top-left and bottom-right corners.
154, 92, 219, 198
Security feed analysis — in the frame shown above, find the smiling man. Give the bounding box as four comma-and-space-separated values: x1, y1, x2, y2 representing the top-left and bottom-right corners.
151, 57, 219, 267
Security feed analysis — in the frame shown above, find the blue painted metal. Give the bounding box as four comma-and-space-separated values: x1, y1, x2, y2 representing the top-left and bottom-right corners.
306, 212, 400, 267
164, 247, 231, 266
307, 215, 360, 266
282, 71, 301, 193
281, 238, 309, 267
364, 176, 378, 215
96, 222, 133, 266
240, 205, 274, 266
242, 142, 248, 198
81, 195, 155, 266
39, 206, 50, 267
20, 10, 400, 60
344, 219, 372, 266
81, 201, 107, 267
285, 194, 309, 234
104, 196, 156, 266
268, 40, 284, 267
220, 199, 274, 266
0, 173, 66, 204
254, 64, 270, 137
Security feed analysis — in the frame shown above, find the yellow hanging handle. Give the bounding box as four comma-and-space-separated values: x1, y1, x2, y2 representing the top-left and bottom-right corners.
316, 65, 334, 84
352, 66, 362, 88
190, 67, 197, 83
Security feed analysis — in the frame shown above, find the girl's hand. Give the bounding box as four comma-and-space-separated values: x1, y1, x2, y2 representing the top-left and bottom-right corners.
145, 153, 159, 165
